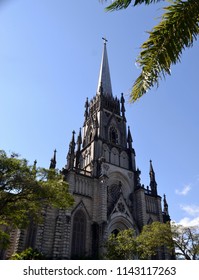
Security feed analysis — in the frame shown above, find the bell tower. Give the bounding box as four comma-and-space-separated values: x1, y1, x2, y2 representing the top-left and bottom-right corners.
72, 39, 136, 179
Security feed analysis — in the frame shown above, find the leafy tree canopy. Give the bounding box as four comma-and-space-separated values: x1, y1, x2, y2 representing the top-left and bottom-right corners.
0, 150, 74, 241
10, 247, 45, 260
101, 0, 199, 101
104, 221, 199, 260
136, 221, 174, 259
104, 228, 138, 259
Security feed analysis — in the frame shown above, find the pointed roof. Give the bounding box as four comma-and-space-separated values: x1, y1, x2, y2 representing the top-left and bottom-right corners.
163, 194, 169, 215
68, 130, 76, 154
149, 159, 156, 185
149, 159, 155, 179
49, 149, 57, 169
149, 159, 157, 195
97, 38, 113, 97
127, 126, 133, 143
120, 93, 126, 119
77, 128, 82, 150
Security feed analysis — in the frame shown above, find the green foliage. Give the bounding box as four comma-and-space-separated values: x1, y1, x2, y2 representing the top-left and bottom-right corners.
136, 221, 174, 259
10, 247, 45, 260
133, 0, 199, 101
104, 229, 138, 259
103, 0, 199, 101
0, 227, 10, 249
104, 0, 162, 11
103, 0, 132, 11
0, 150, 74, 247
104, 222, 199, 260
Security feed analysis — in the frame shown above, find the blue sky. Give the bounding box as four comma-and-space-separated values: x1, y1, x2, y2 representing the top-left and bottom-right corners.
0, 0, 199, 226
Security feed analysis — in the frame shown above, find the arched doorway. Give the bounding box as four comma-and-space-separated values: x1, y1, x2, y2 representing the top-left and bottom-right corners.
108, 217, 135, 237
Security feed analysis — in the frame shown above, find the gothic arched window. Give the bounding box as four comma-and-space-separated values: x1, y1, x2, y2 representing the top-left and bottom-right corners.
110, 147, 119, 165
103, 143, 110, 162
120, 151, 128, 169
109, 126, 119, 145
71, 210, 86, 258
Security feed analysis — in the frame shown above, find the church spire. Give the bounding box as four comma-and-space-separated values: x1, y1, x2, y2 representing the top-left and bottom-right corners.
76, 128, 82, 151
162, 194, 170, 222
120, 93, 126, 120
49, 149, 57, 169
97, 38, 113, 97
127, 126, 133, 150
84, 97, 89, 123
66, 131, 76, 170
75, 128, 82, 169
149, 160, 157, 196
163, 194, 169, 215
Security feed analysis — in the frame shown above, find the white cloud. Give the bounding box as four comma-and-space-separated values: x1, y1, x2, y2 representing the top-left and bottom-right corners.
177, 216, 199, 227
175, 205, 199, 227
175, 184, 191, 196
180, 204, 199, 216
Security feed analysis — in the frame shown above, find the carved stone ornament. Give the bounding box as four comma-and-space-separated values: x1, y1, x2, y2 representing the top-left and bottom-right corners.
118, 202, 125, 213
103, 164, 110, 171
128, 172, 133, 179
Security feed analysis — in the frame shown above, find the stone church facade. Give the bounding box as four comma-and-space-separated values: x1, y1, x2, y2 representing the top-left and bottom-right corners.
2, 41, 170, 260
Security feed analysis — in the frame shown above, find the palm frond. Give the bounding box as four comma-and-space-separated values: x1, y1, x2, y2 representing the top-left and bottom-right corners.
105, 0, 132, 11
134, 0, 163, 5
104, 0, 162, 11
131, 0, 199, 102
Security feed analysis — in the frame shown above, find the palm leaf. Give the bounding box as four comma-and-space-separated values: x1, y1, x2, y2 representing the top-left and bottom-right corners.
104, 0, 163, 11
131, 0, 199, 102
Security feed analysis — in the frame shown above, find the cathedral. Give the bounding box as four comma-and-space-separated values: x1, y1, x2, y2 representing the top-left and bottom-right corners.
2, 40, 170, 260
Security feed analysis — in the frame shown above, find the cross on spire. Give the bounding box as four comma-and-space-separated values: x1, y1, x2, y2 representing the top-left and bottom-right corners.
102, 37, 108, 44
